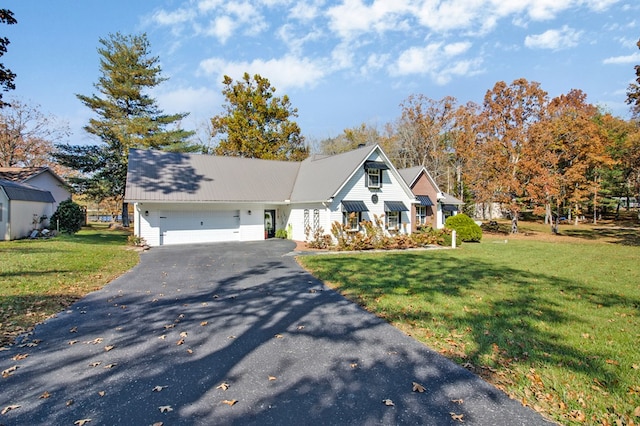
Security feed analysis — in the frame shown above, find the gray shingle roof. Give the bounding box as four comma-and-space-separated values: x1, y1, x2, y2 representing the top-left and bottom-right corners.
289, 145, 376, 202
0, 179, 56, 203
125, 149, 301, 203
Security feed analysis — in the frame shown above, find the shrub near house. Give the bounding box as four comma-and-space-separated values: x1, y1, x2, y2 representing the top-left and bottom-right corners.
445, 213, 482, 242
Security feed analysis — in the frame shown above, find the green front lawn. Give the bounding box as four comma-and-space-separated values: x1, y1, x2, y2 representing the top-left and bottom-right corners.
0, 225, 139, 347
298, 231, 640, 425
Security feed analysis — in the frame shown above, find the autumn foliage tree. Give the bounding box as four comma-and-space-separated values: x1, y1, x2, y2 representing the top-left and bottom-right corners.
626, 38, 640, 120
473, 79, 548, 233
0, 9, 17, 108
211, 73, 308, 161
0, 98, 69, 168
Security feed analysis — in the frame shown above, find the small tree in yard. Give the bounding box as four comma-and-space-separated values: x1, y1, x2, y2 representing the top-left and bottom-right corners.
445, 213, 482, 242
51, 199, 85, 234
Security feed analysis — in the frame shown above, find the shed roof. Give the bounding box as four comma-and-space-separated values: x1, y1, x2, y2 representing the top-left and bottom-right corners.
0, 179, 56, 203
0, 167, 67, 187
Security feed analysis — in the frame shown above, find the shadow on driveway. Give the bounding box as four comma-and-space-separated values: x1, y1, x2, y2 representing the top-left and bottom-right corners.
0, 240, 551, 425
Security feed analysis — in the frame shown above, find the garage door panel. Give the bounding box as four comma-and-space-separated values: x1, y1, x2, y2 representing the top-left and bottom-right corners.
160, 210, 240, 245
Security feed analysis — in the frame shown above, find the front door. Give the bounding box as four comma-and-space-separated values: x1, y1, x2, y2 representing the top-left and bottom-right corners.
264, 210, 276, 239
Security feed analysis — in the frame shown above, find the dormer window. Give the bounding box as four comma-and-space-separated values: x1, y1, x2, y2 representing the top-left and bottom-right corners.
364, 161, 388, 189
367, 168, 381, 188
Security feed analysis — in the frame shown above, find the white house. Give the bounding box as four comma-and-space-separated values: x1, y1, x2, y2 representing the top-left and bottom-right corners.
125, 145, 420, 246
0, 167, 71, 210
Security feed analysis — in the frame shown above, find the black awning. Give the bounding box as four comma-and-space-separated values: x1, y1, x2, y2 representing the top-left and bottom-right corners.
342, 200, 369, 212
416, 195, 433, 206
442, 204, 459, 212
364, 161, 389, 170
384, 201, 409, 212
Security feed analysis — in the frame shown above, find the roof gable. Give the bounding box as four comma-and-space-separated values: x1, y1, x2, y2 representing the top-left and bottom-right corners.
0, 167, 68, 188
398, 166, 442, 195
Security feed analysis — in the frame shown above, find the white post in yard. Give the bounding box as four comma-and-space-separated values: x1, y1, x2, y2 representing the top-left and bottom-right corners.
452, 230, 457, 248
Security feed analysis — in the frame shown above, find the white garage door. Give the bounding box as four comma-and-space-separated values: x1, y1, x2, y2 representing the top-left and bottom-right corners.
159, 210, 240, 245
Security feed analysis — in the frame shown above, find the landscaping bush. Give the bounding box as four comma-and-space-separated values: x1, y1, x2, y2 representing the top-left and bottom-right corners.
445, 213, 482, 242
275, 229, 288, 239
50, 199, 85, 234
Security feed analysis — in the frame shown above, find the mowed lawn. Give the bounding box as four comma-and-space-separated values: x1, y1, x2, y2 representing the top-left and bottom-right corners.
0, 225, 139, 347
298, 225, 640, 425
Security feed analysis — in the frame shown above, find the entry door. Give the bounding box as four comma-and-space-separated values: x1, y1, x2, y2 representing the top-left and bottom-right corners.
264, 210, 276, 239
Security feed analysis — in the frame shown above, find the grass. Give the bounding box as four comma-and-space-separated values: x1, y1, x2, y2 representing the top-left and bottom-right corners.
0, 224, 139, 347
297, 224, 640, 425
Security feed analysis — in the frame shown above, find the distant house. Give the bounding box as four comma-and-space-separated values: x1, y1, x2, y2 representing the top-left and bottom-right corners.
0, 179, 55, 240
399, 166, 464, 229
0, 167, 71, 210
125, 145, 419, 246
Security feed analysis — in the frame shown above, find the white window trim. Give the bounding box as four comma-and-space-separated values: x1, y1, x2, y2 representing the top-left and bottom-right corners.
416, 205, 427, 226
386, 211, 400, 230
343, 211, 361, 231
367, 169, 381, 189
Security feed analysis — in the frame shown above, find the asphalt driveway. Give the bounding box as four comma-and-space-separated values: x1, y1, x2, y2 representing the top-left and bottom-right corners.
0, 240, 551, 425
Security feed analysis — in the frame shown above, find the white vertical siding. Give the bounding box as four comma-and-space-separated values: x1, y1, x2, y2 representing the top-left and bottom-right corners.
7, 200, 54, 240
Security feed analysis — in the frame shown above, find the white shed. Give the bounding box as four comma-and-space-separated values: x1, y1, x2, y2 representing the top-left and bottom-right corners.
0, 179, 56, 241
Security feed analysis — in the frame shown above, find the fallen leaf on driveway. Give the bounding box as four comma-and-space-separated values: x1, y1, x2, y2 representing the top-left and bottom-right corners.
159, 405, 173, 413
87, 338, 103, 345
412, 382, 426, 393
1, 404, 20, 415
200, 321, 208, 326
163, 324, 175, 329
74, 419, 91, 425
216, 382, 229, 391
39, 391, 50, 399
152, 423, 164, 426
68, 340, 79, 345
2, 365, 19, 377
451, 399, 464, 404
382, 399, 394, 406
70, 327, 78, 333
222, 399, 237, 406
66, 400, 74, 406
89, 362, 101, 367
103, 363, 117, 369
152, 385, 168, 392
297, 325, 305, 330
228, 335, 236, 339
12, 354, 27, 361
176, 339, 185, 346
98, 391, 105, 397
180, 331, 188, 338
274, 334, 284, 339
159, 335, 166, 340
104, 345, 115, 352
187, 348, 193, 354
350, 363, 358, 368
268, 376, 277, 381
450, 412, 464, 422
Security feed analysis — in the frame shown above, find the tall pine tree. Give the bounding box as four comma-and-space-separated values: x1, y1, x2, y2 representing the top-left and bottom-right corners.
211, 73, 308, 161
55, 33, 196, 226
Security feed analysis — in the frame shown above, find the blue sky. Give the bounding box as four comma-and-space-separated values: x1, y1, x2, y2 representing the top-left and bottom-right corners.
4, 0, 640, 147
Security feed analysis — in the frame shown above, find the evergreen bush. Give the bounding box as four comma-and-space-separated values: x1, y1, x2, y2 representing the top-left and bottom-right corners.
50, 199, 85, 234
445, 213, 482, 242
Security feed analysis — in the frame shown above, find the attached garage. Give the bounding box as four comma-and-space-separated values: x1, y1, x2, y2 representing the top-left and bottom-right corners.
159, 209, 240, 245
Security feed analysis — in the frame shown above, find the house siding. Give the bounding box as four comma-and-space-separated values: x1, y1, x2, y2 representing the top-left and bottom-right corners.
25, 172, 71, 209
330, 153, 414, 234
287, 203, 327, 242
5, 199, 54, 240
410, 171, 440, 230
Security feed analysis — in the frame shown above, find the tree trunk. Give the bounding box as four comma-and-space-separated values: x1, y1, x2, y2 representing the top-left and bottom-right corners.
544, 203, 551, 225
511, 209, 518, 234
122, 202, 130, 227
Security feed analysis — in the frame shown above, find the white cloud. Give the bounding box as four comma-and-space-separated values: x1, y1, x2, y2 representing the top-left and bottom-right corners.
603, 52, 640, 64
390, 40, 481, 85
205, 16, 236, 43
326, 0, 413, 39
524, 25, 582, 50
289, 0, 322, 21
151, 8, 195, 26
198, 55, 327, 91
